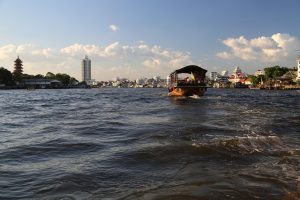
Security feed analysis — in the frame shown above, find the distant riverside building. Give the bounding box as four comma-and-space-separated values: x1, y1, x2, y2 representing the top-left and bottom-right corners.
166, 75, 171, 85
113, 77, 120, 82
23, 79, 61, 89
86, 79, 97, 86
136, 78, 147, 87
228, 66, 246, 83
297, 56, 300, 81
153, 76, 160, 82
81, 55, 91, 83
216, 70, 230, 83
210, 72, 218, 81
255, 69, 265, 77
244, 77, 253, 85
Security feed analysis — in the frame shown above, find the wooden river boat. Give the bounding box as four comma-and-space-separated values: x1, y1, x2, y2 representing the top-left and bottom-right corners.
168, 65, 207, 96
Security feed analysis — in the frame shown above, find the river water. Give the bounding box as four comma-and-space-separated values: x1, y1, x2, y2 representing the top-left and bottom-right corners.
0, 88, 299, 200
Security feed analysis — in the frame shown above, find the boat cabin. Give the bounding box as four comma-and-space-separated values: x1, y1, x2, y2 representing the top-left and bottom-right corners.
169, 65, 207, 87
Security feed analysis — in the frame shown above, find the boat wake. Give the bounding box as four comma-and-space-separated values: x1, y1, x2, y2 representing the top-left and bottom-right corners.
189, 94, 201, 99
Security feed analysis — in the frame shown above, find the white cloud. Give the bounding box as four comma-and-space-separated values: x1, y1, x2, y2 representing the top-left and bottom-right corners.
143, 58, 161, 68
223, 36, 249, 49
168, 52, 192, 68
60, 44, 81, 56
216, 51, 233, 60
60, 42, 121, 58
31, 48, 54, 58
103, 42, 119, 57
0, 44, 17, 59
109, 24, 119, 32
217, 33, 300, 63
16, 44, 34, 54
250, 36, 276, 49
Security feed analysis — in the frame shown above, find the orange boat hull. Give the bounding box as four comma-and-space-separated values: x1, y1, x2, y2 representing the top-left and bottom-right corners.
168, 87, 206, 96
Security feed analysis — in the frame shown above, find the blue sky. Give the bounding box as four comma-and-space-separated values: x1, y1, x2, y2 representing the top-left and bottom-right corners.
0, 0, 300, 80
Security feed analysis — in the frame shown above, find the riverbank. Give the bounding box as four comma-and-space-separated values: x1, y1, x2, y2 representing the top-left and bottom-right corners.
1, 86, 300, 91
248, 85, 300, 90
0, 85, 91, 90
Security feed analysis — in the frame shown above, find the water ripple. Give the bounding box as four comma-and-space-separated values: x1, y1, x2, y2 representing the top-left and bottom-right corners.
0, 88, 299, 199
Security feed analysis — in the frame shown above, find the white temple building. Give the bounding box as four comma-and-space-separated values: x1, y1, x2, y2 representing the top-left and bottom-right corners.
228, 67, 246, 83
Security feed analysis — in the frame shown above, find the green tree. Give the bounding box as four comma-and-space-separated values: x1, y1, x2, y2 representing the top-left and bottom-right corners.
250, 75, 259, 85
247, 75, 265, 86
0, 67, 13, 85
34, 74, 44, 79
274, 67, 289, 77
45, 72, 55, 79
264, 66, 289, 80
55, 73, 71, 85
79, 81, 87, 85
70, 77, 79, 85
264, 66, 277, 80
12, 56, 23, 83
257, 75, 265, 84
22, 74, 35, 79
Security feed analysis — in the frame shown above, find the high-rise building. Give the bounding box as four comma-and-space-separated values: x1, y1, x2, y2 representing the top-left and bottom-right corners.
81, 55, 91, 82
210, 72, 218, 81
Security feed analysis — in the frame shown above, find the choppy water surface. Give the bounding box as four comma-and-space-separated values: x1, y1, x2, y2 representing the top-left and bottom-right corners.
0, 88, 299, 200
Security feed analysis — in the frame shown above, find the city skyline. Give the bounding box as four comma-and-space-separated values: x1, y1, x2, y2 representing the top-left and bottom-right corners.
1, 0, 300, 81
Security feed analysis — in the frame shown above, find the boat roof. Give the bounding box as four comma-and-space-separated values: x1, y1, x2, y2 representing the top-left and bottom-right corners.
170, 65, 207, 75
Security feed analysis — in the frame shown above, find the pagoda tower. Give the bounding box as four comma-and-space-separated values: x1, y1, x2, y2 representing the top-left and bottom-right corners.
13, 56, 23, 83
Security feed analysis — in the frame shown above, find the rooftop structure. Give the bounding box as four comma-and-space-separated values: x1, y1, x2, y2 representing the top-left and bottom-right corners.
255, 70, 265, 77
23, 79, 61, 89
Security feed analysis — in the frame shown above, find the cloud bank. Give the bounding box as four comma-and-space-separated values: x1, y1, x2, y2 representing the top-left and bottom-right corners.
217, 33, 300, 63
2, 33, 297, 80
0, 41, 193, 80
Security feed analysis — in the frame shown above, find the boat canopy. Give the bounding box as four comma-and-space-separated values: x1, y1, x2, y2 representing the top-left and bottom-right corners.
170, 65, 207, 75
